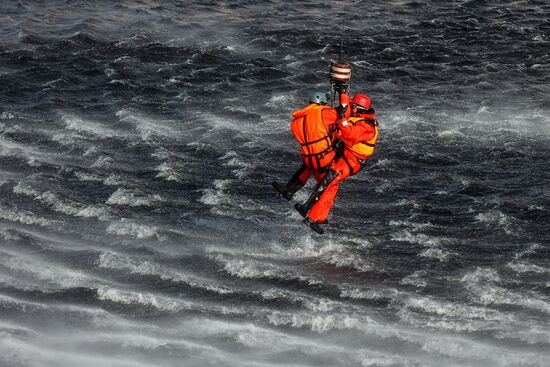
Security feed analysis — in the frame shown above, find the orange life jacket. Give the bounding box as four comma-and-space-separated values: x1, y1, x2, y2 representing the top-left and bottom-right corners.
341, 115, 379, 158
290, 104, 336, 171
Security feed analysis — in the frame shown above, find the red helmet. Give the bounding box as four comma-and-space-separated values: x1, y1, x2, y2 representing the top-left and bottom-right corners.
352, 94, 371, 110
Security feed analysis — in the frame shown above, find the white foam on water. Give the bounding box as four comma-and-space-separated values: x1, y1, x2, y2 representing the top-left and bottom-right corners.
90, 155, 115, 168
150, 147, 170, 160
13, 183, 112, 221
392, 198, 421, 208
0, 250, 93, 290
374, 180, 395, 194
0, 229, 21, 241
437, 130, 465, 140
0, 111, 15, 120
181, 317, 426, 367
270, 289, 343, 313
220, 150, 254, 179
357, 350, 423, 367
355, 316, 550, 366
96, 284, 246, 319
213, 254, 282, 279
400, 270, 428, 288
116, 109, 179, 141
419, 247, 450, 261
391, 229, 453, 261
73, 171, 125, 186
391, 229, 448, 247
471, 284, 550, 315
389, 219, 434, 231
104, 174, 125, 186
0, 320, 41, 339
0, 337, 154, 367
417, 333, 549, 367
106, 188, 164, 207
51, 130, 88, 146
61, 113, 125, 139
154, 162, 181, 182
83, 146, 98, 156
222, 321, 317, 351
97, 251, 235, 295
506, 261, 549, 274
496, 324, 550, 345
201, 113, 242, 131
106, 219, 165, 240
0, 135, 61, 167
513, 243, 541, 259
96, 286, 192, 313
222, 105, 254, 116
528, 204, 545, 210
199, 179, 232, 206
398, 295, 515, 329
475, 210, 515, 235
286, 236, 373, 272
0, 293, 50, 311
369, 157, 394, 169
461, 267, 502, 283
74, 171, 104, 182
0, 291, 149, 336
461, 267, 550, 315
266, 311, 362, 333
266, 93, 294, 107
74, 330, 228, 359
178, 317, 356, 362
209, 248, 324, 285
339, 286, 399, 301
0, 204, 59, 227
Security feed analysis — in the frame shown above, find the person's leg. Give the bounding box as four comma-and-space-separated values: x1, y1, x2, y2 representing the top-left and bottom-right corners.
303, 149, 362, 223
306, 159, 350, 223
294, 167, 338, 218
273, 162, 311, 200
307, 180, 340, 223
287, 163, 311, 194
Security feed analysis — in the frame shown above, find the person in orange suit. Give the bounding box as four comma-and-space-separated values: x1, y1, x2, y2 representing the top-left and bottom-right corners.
295, 93, 379, 234
272, 91, 341, 200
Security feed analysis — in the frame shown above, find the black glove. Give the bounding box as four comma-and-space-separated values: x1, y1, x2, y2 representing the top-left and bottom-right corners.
333, 81, 349, 94
336, 104, 348, 120
333, 139, 343, 153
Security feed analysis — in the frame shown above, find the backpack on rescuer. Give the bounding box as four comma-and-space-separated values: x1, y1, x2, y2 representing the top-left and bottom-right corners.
290, 104, 336, 171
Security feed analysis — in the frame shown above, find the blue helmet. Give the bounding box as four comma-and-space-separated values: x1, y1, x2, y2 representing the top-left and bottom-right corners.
309, 91, 329, 105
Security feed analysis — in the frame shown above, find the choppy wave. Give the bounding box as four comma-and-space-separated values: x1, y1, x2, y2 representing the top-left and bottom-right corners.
1, 0, 549, 366
106, 219, 164, 240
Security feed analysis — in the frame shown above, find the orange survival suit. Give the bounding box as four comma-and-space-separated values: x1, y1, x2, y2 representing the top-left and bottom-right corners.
277, 100, 340, 200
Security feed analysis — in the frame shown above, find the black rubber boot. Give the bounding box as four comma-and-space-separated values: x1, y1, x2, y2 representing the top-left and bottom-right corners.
303, 217, 324, 235
272, 181, 293, 201
272, 164, 308, 201
286, 174, 305, 196
294, 203, 307, 217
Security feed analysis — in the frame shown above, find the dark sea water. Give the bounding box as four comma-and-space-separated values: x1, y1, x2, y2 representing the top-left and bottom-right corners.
1, 1, 549, 366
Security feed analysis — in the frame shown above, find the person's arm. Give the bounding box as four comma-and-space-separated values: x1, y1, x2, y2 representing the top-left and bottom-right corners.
337, 92, 351, 119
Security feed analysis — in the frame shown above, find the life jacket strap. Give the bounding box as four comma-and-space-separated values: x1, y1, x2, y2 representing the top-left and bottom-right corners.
300, 145, 333, 158
341, 153, 354, 175
300, 135, 332, 146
